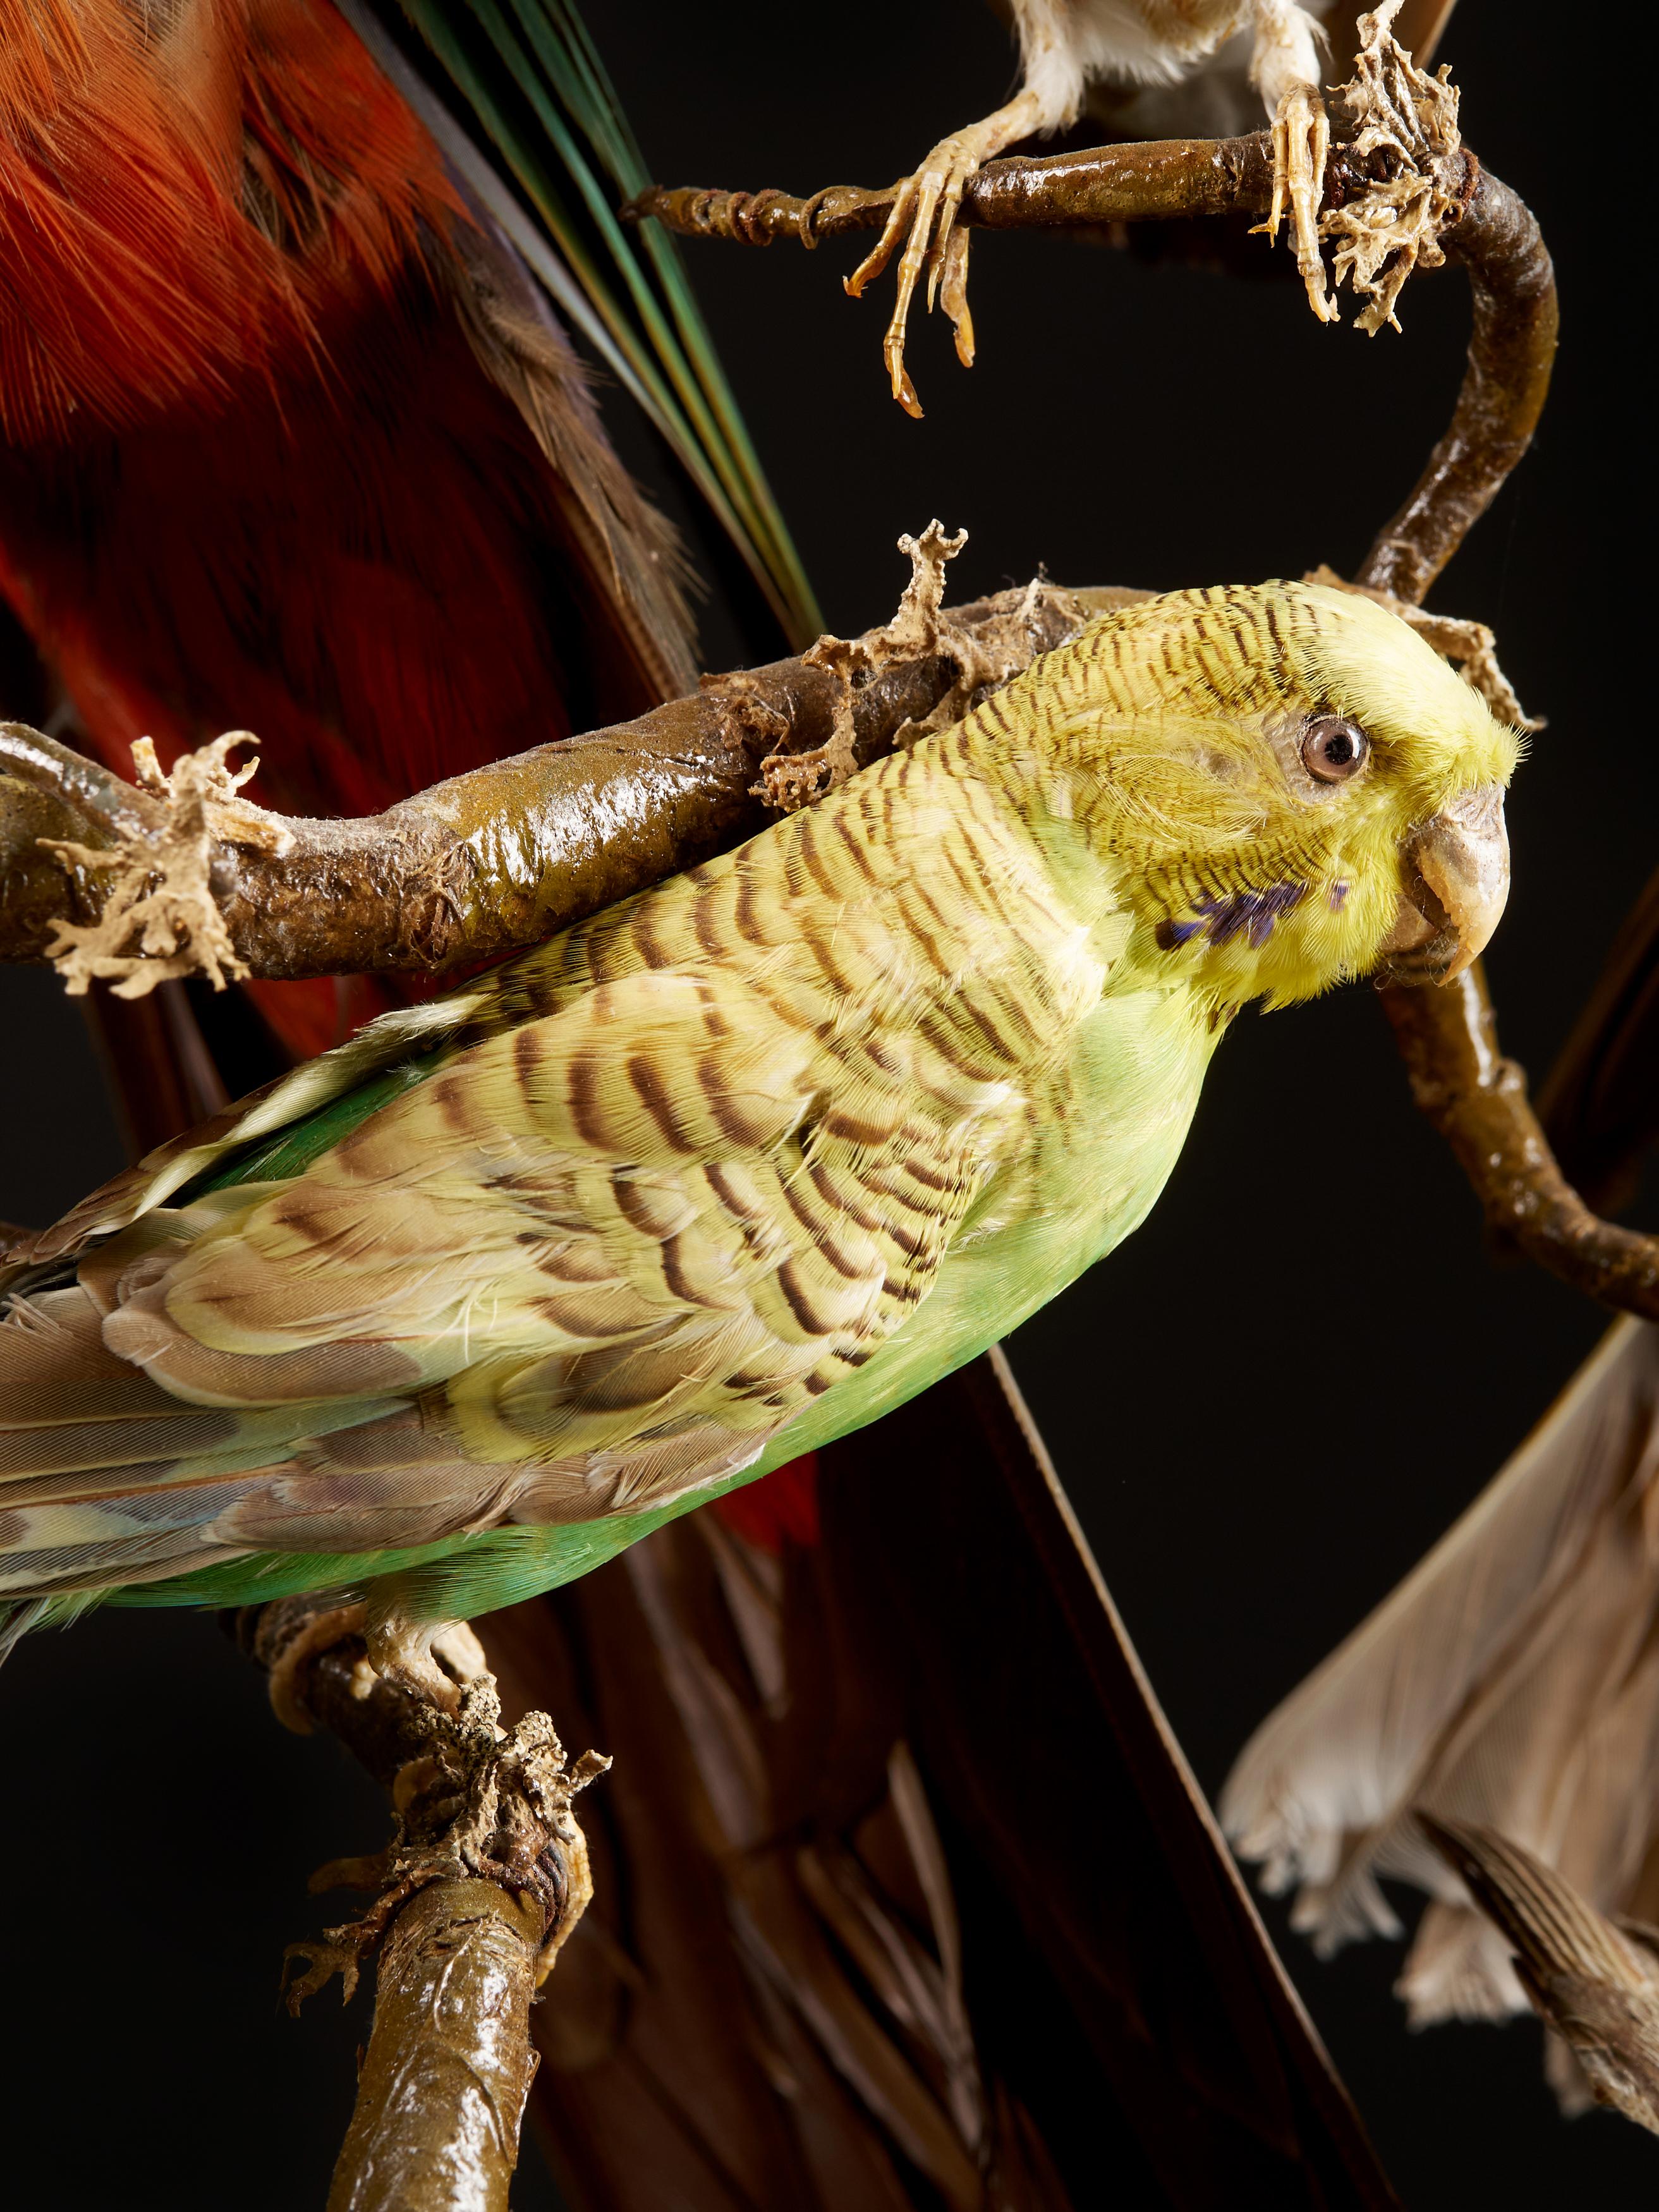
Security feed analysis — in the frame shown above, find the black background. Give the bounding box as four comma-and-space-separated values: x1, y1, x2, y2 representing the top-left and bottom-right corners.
1, 2, 1653, 2204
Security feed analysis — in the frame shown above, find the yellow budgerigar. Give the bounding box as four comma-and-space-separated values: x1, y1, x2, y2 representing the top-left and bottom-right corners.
0, 583, 1517, 1675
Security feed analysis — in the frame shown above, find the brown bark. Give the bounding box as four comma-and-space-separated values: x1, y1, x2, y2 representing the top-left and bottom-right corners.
1, 585, 1096, 979
629, 131, 1280, 246
1355, 165, 1559, 603
1380, 971, 1659, 1318
326, 1878, 545, 2212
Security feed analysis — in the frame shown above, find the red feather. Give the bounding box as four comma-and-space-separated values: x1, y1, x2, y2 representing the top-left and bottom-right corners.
712, 1454, 822, 1553
1, 0, 693, 1065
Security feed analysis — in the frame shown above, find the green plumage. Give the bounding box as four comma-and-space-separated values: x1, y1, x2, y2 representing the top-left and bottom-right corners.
0, 585, 1518, 1645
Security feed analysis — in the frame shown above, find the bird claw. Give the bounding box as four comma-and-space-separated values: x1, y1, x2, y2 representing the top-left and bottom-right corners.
846, 127, 996, 416
1258, 81, 1335, 324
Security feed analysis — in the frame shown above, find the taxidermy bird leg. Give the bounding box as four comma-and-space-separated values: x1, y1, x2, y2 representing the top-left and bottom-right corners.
1260, 76, 1333, 321
844, 0, 1081, 415
262, 1596, 490, 1726
647, 6, 1470, 363
1248, 0, 1335, 319
846, 85, 1060, 415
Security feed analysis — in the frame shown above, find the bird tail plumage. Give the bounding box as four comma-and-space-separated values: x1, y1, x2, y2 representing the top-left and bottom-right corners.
348, 0, 820, 647
1221, 1316, 1659, 2026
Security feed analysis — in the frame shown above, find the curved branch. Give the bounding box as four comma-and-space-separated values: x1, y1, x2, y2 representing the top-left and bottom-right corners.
1, 585, 1095, 979
1356, 166, 1558, 602
1380, 970, 1659, 1319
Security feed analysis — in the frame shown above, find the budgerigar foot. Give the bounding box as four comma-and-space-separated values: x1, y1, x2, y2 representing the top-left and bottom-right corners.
253, 1593, 489, 1730
1259, 81, 1335, 323
363, 1603, 490, 1713
845, 85, 1052, 416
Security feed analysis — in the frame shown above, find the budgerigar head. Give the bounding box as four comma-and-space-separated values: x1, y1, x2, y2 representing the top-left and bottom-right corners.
1006, 581, 1521, 1009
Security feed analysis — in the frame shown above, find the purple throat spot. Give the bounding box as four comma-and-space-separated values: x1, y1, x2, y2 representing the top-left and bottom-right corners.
1189, 883, 1308, 951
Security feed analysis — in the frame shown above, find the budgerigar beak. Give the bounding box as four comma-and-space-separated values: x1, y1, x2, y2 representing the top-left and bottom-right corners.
1377, 784, 1511, 986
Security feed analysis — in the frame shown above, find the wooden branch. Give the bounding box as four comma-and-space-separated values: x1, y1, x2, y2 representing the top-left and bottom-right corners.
1, 584, 1096, 980
234, 1603, 606, 2212
1356, 164, 1559, 604
631, 131, 1279, 246
327, 1880, 545, 2212
1380, 971, 1659, 1317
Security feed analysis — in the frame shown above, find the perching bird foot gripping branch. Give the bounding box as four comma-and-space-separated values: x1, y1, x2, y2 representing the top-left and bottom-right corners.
239, 1600, 608, 2212
632, 4, 1469, 414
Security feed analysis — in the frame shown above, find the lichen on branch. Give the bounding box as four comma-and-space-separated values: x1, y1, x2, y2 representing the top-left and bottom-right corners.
754, 521, 1063, 811
37, 732, 292, 999
1321, 1, 1468, 336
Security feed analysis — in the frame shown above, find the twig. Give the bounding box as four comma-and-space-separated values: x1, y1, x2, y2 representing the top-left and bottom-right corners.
1380, 971, 1659, 1318
1356, 164, 1558, 602
234, 1603, 607, 2212
1418, 1814, 1659, 2135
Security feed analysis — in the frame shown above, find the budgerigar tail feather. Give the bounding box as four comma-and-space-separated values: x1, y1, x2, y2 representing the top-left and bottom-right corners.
1222, 1316, 1659, 2027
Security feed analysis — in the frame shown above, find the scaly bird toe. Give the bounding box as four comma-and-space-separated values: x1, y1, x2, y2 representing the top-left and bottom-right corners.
363, 1603, 490, 1713
1261, 82, 1335, 324
846, 88, 1050, 415
848, 135, 982, 416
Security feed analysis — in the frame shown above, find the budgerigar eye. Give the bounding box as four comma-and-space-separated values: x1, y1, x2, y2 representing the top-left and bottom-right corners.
1301, 715, 1370, 782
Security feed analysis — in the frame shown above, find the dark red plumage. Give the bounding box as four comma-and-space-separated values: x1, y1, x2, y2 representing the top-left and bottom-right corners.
0, 0, 694, 1062
712, 1452, 822, 1553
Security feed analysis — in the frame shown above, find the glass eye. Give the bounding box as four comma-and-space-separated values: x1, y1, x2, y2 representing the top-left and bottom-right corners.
1301, 715, 1369, 782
